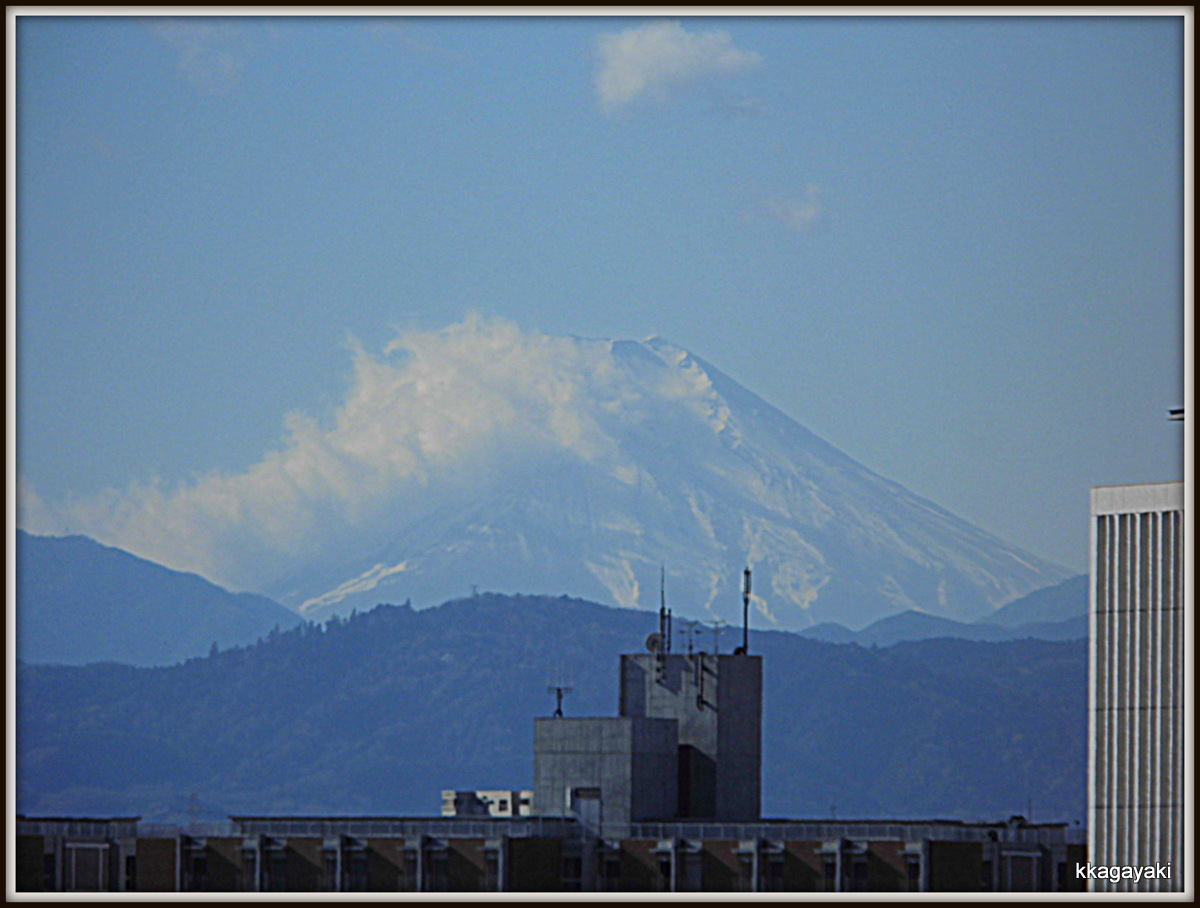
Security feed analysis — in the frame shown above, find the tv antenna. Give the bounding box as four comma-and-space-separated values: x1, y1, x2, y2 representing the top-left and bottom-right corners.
677, 619, 701, 656
548, 683, 573, 717
546, 663, 573, 717
708, 619, 727, 654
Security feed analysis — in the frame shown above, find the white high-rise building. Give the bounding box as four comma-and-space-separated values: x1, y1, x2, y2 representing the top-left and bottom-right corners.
1088, 481, 1186, 892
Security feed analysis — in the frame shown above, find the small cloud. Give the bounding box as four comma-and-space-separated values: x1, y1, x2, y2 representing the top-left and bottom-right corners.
150, 19, 253, 96
17, 476, 57, 534
754, 185, 825, 234
595, 20, 762, 114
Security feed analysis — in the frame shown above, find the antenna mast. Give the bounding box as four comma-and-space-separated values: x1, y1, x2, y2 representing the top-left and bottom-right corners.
741, 566, 752, 654
709, 619, 726, 655
547, 663, 573, 717
660, 565, 672, 654
547, 682, 573, 717
678, 619, 699, 656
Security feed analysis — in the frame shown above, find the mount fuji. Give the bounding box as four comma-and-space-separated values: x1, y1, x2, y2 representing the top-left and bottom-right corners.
254, 328, 1069, 631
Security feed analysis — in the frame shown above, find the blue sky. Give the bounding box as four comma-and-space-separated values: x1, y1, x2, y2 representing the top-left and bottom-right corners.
13, 13, 1189, 576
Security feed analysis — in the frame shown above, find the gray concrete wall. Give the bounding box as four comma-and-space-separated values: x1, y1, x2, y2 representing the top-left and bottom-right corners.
620, 653, 762, 821
533, 717, 677, 836
715, 654, 762, 821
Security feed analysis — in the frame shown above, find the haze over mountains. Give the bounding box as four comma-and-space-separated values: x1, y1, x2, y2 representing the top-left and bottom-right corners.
269, 333, 1071, 630
20, 321, 1071, 632
15, 532, 1086, 822
16, 531, 301, 667
799, 575, 1088, 647
17, 530, 1084, 668
16, 594, 1087, 826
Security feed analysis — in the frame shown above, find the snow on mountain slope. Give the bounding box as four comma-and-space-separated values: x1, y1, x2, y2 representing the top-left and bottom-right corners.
264, 330, 1070, 630
23, 318, 1068, 631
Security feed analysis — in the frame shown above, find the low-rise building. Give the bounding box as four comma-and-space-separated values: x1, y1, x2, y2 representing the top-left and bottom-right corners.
441, 789, 533, 818
15, 814, 1086, 892
14, 578, 1092, 892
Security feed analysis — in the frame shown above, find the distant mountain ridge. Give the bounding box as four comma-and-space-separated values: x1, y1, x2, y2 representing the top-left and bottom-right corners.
16, 593, 1087, 826
16, 530, 302, 667
799, 574, 1088, 646
983, 575, 1089, 627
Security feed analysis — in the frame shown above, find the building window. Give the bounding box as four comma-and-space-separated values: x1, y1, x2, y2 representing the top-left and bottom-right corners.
322, 853, 338, 891
426, 851, 448, 892
659, 856, 674, 891
484, 853, 500, 891
738, 855, 755, 892
563, 856, 583, 891
822, 857, 838, 892
906, 857, 921, 892
849, 857, 869, 892
601, 855, 621, 892
680, 853, 703, 892
401, 851, 418, 892
242, 852, 257, 892
347, 852, 369, 892
265, 851, 288, 892
182, 853, 207, 892
1003, 855, 1037, 892
66, 844, 107, 892
764, 857, 784, 892
1056, 861, 1071, 892
124, 855, 136, 892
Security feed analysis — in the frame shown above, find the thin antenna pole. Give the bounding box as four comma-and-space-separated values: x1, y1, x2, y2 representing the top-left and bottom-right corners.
660, 564, 672, 654
710, 620, 726, 655
679, 620, 697, 656
547, 662, 572, 717
742, 566, 752, 654
662, 566, 672, 642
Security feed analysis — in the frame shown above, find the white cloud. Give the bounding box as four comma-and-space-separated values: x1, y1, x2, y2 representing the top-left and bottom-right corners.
150, 19, 253, 95
756, 185, 825, 233
595, 20, 762, 114
18, 316, 716, 594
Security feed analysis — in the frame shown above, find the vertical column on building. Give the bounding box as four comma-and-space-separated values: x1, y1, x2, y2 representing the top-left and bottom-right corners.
403, 836, 424, 892
1167, 506, 1184, 888
241, 836, 262, 892
1089, 483, 1184, 893
484, 837, 507, 892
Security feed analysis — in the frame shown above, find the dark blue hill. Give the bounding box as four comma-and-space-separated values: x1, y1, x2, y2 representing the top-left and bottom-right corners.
16, 530, 302, 666
16, 593, 1085, 826
795, 575, 1090, 645
983, 574, 1088, 626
